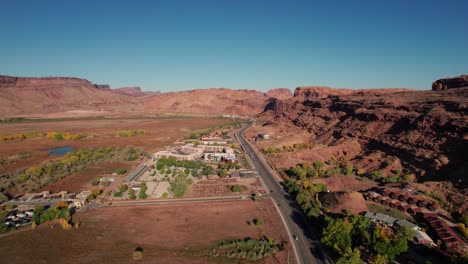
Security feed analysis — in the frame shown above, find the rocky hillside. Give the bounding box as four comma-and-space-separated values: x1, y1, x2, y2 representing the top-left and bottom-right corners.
293, 86, 411, 100
0, 75, 137, 116
141, 88, 271, 116
0, 75, 287, 117
261, 85, 468, 187
265, 88, 293, 100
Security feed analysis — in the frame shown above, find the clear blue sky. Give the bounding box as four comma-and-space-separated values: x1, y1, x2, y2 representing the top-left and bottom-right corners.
1, 0, 467, 91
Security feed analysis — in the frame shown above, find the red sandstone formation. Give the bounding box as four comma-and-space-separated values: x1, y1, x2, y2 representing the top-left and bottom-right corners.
140, 88, 271, 116
265, 88, 293, 100
432, 75, 468, 90
0, 75, 136, 116
293, 86, 412, 100
262, 86, 468, 186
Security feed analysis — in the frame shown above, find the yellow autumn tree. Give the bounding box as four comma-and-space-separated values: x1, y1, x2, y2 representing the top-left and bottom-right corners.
25, 166, 42, 177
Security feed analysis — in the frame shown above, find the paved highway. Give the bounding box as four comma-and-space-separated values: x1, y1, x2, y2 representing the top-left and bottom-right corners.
236, 124, 332, 264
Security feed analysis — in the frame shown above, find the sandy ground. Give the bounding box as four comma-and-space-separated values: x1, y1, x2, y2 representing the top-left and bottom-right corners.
0, 199, 293, 264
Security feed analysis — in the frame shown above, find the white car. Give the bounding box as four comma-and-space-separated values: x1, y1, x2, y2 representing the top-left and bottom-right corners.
293, 235, 299, 241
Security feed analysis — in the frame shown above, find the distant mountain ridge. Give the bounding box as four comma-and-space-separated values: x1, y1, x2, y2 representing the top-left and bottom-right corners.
0, 74, 428, 118
0, 75, 291, 117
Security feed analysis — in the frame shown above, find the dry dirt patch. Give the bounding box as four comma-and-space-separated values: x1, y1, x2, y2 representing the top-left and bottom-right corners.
0, 199, 293, 264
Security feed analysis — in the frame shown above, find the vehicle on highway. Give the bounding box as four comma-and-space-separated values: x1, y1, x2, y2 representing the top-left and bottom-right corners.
293, 235, 299, 241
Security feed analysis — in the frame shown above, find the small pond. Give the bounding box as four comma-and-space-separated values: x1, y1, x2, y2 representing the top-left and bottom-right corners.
49, 146, 75, 156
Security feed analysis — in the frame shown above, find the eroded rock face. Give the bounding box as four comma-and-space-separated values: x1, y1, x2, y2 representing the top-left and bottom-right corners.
141, 88, 270, 116
432, 75, 468, 90
262, 87, 468, 185
293, 86, 411, 100
265, 88, 293, 100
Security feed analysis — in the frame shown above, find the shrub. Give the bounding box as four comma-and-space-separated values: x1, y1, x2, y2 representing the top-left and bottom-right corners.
116, 169, 127, 175
217, 169, 228, 178
133, 247, 143, 260
90, 177, 100, 186
229, 185, 242, 192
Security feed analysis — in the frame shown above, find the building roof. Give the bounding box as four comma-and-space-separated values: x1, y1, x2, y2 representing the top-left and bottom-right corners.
415, 230, 434, 242
364, 212, 397, 225
396, 219, 420, 230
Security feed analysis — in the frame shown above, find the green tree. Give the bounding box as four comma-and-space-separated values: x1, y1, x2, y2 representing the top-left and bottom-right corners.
116, 169, 127, 175
218, 169, 228, 178
313, 160, 325, 176
321, 218, 352, 256
202, 166, 214, 176
337, 248, 362, 264
344, 162, 354, 176
229, 185, 242, 192
139, 183, 148, 199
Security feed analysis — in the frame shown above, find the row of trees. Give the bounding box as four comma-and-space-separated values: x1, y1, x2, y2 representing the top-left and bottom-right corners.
32, 202, 72, 226
0, 146, 146, 197
0, 152, 35, 167
262, 142, 311, 154
117, 130, 145, 137
46, 132, 88, 140
213, 238, 285, 261
169, 171, 192, 197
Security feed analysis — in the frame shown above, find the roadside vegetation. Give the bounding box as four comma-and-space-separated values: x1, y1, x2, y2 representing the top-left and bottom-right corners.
262, 142, 311, 154
0, 146, 146, 198
210, 237, 286, 261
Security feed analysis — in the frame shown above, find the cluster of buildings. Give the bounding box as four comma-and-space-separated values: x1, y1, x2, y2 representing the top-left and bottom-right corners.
2, 190, 90, 229
153, 134, 237, 163
4, 190, 89, 210
364, 188, 467, 254
364, 188, 439, 215
423, 213, 465, 252
364, 212, 436, 247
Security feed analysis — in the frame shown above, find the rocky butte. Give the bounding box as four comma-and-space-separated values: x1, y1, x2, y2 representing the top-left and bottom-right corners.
432, 74, 468, 90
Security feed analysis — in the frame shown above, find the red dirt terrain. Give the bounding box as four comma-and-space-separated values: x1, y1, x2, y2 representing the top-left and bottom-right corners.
0, 200, 293, 264
260, 84, 468, 188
